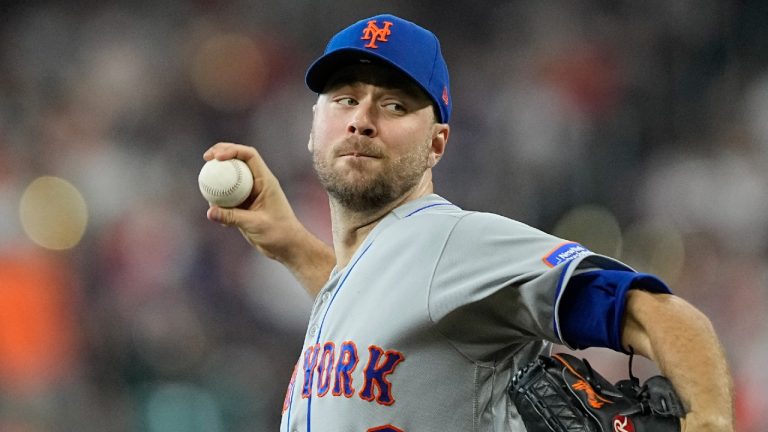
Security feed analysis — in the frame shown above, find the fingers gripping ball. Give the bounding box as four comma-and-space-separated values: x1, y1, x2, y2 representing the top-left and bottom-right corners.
198, 159, 254, 208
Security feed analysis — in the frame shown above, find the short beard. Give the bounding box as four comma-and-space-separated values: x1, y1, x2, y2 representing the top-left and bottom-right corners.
313, 141, 430, 213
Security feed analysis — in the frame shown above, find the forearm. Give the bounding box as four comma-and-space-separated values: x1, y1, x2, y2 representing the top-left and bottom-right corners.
622, 290, 734, 432
203, 143, 336, 296
272, 224, 336, 297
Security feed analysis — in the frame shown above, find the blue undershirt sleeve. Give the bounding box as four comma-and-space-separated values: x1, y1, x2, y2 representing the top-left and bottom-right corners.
558, 270, 672, 353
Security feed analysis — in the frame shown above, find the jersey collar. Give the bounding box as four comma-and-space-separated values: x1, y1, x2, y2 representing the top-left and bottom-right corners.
390, 194, 456, 219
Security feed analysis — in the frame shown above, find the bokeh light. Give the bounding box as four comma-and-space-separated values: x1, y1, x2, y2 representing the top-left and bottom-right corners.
622, 221, 686, 286
144, 383, 224, 432
19, 176, 88, 250
190, 33, 268, 112
552, 204, 623, 258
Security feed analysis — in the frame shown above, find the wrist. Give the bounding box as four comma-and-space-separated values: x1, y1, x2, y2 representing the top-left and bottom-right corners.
681, 413, 733, 432
271, 224, 323, 262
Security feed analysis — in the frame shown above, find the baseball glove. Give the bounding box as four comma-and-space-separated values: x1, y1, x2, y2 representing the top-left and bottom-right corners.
508, 352, 685, 432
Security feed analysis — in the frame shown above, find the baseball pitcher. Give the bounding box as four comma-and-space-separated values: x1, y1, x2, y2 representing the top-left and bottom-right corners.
202, 14, 733, 432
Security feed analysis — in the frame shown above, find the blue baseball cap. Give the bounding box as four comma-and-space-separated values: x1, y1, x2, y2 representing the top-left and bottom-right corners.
305, 14, 451, 123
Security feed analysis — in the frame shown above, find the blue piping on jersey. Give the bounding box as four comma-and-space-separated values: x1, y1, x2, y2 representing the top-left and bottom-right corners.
299, 241, 374, 432
405, 202, 456, 217
552, 258, 576, 343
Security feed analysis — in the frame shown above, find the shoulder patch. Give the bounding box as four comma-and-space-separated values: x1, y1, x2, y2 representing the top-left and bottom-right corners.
542, 242, 591, 267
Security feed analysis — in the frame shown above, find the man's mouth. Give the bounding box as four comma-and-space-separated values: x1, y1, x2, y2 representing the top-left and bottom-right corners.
341, 152, 378, 158
336, 138, 384, 159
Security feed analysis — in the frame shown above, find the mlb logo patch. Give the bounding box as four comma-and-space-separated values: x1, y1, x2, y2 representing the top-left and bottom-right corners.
542, 242, 591, 267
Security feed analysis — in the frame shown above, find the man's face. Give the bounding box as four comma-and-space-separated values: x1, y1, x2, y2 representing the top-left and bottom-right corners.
309, 63, 448, 212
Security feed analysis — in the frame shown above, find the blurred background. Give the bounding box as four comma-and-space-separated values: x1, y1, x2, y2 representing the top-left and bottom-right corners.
0, 0, 766, 430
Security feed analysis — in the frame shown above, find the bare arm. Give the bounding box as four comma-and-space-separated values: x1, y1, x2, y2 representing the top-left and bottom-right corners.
203, 142, 335, 297
622, 290, 734, 432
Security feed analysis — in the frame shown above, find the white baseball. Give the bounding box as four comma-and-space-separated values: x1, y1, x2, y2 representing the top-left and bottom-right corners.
198, 159, 254, 208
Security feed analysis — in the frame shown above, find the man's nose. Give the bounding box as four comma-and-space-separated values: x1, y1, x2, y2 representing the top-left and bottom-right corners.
347, 106, 377, 137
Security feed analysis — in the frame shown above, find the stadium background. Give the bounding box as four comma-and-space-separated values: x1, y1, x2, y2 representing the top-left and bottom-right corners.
0, 1, 766, 430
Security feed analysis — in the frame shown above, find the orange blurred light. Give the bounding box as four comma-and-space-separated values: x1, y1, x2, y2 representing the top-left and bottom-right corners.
0, 250, 78, 393
190, 33, 268, 111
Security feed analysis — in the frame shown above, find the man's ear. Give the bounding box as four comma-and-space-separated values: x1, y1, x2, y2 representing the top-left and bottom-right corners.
307, 105, 317, 152
427, 123, 449, 168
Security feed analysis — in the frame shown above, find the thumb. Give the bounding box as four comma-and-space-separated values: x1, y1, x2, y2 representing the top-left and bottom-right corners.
207, 205, 239, 226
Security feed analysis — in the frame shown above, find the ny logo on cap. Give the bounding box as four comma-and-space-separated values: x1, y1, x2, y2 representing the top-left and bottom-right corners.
361, 20, 393, 48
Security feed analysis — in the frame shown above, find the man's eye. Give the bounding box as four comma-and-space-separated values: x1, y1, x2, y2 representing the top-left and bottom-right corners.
337, 97, 357, 106
384, 102, 406, 113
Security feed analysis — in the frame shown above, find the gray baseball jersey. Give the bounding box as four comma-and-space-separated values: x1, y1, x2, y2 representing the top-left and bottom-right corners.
280, 194, 632, 432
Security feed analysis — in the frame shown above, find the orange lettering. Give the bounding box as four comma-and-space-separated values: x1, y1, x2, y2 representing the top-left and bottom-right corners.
572, 380, 606, 409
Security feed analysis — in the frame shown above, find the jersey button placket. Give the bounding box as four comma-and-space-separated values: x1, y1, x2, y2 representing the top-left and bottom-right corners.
309, 291, 332, 339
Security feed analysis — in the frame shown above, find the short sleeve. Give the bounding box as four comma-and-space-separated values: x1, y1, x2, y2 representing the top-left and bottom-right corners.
426, 212, 632, 362
558, 270, 672, 352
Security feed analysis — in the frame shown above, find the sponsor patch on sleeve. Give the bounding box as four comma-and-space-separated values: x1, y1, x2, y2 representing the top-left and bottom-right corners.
542, 242, 592, 267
